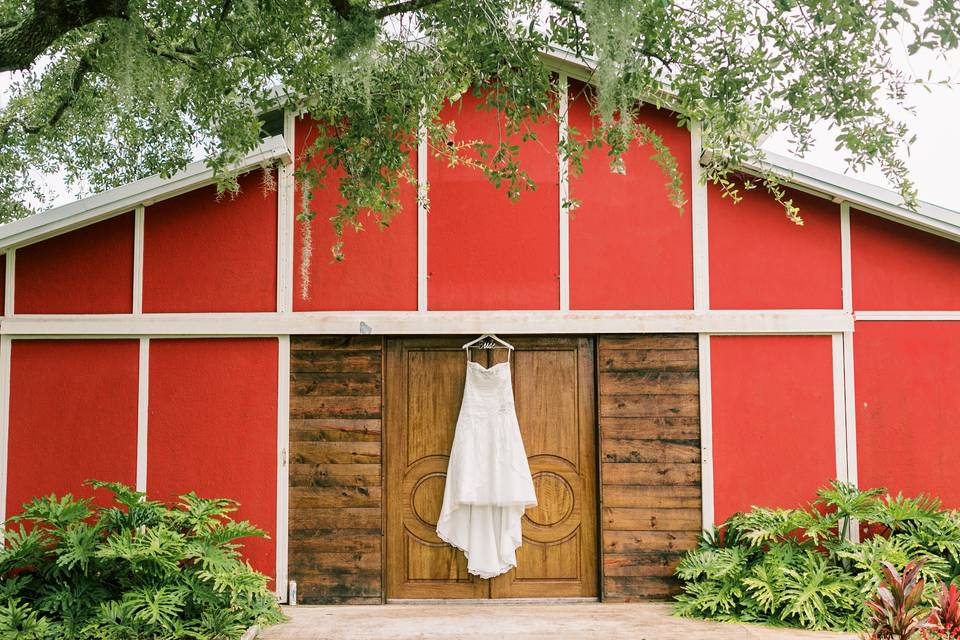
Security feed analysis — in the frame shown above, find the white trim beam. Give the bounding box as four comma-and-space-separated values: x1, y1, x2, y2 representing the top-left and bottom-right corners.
136, 338, 149, 492
558, 72, 570, 311
3, 250, 13, 316
133, 207, 145, 314
842, 332, 858, 486
698, 333, 714, 531
0, 336, 10, 533
275, 336, 290, 602
276, 112, 296, 314
691, 123, 710, 311
831, 334, 848, 483
417, 115, 429, 312
855, 311, 960, 321
0, 309, 853, 337
840, 203, 852, 312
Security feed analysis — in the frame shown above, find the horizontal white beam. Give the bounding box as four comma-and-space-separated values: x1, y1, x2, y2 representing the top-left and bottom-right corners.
0, 136, 292, 251
855, 311, 960, 321
0, 309, 852, 337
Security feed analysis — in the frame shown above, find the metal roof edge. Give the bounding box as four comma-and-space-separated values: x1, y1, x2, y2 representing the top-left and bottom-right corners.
0, 135, 291, 252
743, 151, 960, 242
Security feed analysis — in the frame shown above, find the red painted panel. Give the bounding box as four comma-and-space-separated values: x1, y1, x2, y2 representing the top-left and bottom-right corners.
854, 322, 960, 507
709, 185, 842, 309
0, 253, 5, 314
5, 340, 139, 516
15, 214, 134, 314
568, 86, 693, 309
711, 335, 837, 522
147, 338, 278, 579
143, 172, 278, 312
293, 116, 418, 310
851, 211, 960, 310
428, 92, 559, 310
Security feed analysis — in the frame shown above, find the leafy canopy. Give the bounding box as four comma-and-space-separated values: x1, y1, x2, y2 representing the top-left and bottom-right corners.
0, 0, 957, 244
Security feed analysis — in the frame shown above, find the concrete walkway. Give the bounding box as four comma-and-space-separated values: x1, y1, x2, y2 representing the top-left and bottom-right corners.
260, 602, 857, 640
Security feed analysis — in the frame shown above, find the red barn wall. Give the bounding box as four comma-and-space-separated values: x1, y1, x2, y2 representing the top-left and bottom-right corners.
147, 338, 278, 579
708, 184, 842, 309
5, 340, 139, 516
427, 91, 560, 310
568, 83, 693, 310
143, 172, 278, 313
851, 210, 960, 310
293, 117, 418, 311
854, 321, 960, 507
710, 335, 837, 522
15, 214, 134, 314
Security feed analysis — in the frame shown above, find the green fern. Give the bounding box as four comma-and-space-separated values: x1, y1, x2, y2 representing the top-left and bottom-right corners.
675, 482, 960, 633
0, 481, 284, 640
0, 598, 58, 640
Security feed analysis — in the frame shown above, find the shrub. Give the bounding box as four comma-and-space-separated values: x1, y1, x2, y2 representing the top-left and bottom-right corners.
0, 481, 284, 639
674, 482, 960, 632
921, 583, 960, 640
864, 559, 929, 640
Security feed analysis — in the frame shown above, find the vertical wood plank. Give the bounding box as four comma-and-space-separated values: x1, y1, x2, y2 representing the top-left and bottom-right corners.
288, 336, 383, 604
598, 334, 702, 601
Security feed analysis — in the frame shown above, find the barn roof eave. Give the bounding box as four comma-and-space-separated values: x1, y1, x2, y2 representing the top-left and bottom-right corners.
743, 151, 960, 242
0, 135, 291, 253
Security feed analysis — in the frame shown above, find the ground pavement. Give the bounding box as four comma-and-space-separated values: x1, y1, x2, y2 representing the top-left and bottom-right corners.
258, 602, 858, 640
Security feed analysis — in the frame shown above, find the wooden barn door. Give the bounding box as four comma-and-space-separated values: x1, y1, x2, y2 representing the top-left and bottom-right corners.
384, 336, 598, 600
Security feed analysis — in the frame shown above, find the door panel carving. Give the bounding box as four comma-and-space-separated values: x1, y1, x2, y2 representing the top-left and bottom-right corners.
385, 337, 597, 599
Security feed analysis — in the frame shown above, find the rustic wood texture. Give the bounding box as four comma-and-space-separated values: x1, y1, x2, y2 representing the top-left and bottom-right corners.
288, 336, 384, 604
598, 334, 702, 602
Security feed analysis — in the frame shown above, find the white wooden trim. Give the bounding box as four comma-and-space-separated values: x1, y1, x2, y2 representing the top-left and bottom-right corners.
842, 330, 860, 542
855, 311, 960, 321
698, 333, 714, 530
136, 338, 149, 492
842, 331, 858, 486
840, 202, 852, 312
275, 335, 290, 602
3, 249, 13, 316
0, 309, 853, 337
558, 72, 570, 311
0, 336, 11, 535
277, 111, 296, 314
417, 116, 429, 312
831, 333, 848, 483
691, 123, 710, 311
133, 207, 145, 314
0, 136, 292, 251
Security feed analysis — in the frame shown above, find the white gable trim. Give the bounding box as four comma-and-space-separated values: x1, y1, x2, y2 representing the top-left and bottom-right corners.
742, 152, 960, 243
0, 135, 291, 252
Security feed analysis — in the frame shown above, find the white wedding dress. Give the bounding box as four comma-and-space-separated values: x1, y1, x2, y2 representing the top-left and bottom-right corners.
436, 358, 538, 578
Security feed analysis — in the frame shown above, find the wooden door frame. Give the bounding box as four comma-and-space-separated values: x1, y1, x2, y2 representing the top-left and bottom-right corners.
382, 335, 601, 601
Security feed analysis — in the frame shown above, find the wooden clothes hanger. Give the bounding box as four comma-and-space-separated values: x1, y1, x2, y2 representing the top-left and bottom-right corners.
462, 334, 514, 363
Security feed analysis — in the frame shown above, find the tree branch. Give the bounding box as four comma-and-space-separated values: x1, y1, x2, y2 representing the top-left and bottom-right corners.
373, 0, 447, 19
546, 0, 582, 16
0, 0, 129, 72
2, 32, 107, 139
